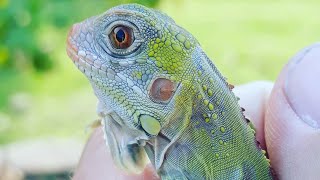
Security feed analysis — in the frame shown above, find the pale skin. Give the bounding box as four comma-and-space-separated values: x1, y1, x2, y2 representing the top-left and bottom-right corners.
73, 44, 320, 180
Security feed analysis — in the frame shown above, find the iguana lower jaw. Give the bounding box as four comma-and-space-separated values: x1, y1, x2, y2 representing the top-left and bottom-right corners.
101, 114, 149, 174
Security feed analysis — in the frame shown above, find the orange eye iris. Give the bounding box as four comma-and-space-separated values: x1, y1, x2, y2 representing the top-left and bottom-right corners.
110, 26, 134, 49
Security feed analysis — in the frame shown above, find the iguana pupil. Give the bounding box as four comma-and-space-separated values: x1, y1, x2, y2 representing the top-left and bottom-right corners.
115, 28, 125, 42
110, 25, 133, 49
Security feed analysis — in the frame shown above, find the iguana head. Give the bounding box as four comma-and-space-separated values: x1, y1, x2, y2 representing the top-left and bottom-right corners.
67, 4, 199, 136
67, 4, 216, 172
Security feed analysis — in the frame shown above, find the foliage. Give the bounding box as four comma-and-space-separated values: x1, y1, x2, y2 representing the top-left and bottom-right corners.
0, 0, 159, 72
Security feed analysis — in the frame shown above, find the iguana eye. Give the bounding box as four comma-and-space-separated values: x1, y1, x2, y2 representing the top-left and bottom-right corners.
109, 25, 134, 49
101, 21, 142, 57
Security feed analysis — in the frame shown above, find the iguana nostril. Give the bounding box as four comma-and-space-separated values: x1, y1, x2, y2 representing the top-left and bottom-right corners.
149, 78, 176, 103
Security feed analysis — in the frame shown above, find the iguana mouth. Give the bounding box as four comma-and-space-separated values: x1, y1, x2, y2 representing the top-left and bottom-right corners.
66, 25, 88, 75
66, 23, 80, 62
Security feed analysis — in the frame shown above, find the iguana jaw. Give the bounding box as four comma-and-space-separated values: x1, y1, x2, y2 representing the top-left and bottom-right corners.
101, 113, 150, 174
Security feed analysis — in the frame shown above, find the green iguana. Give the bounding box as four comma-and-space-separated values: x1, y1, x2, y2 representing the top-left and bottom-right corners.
66, 4, 274, 179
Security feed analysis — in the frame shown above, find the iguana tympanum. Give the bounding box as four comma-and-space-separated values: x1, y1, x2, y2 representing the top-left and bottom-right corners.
67, 4, 274, 179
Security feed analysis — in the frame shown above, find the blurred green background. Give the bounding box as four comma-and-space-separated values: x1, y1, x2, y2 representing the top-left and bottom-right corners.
0, 0, 319, 145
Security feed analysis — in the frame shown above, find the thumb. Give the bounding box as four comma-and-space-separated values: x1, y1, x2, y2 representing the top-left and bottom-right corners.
265, 43, 320, 179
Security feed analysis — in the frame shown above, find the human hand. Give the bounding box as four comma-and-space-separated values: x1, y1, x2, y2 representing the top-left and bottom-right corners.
72, 43, 320, 180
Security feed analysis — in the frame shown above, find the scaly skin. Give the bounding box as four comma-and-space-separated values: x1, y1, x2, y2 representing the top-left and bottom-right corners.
67, 4, 274, 179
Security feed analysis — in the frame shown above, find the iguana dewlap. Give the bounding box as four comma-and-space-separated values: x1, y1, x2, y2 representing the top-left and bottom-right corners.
66, 4, 274, 179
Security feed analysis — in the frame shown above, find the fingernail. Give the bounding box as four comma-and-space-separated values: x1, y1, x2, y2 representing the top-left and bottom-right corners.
285, 43, 320, 128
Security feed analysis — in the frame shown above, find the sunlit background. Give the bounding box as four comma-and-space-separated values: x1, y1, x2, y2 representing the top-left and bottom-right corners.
0, 0, 319, 179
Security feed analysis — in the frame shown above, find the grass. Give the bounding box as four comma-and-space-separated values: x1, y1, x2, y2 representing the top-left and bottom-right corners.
1, 0, 319, 144
160, 0, 320, 82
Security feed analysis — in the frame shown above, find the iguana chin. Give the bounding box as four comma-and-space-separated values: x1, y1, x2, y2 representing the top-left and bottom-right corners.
66, 4, 274, 179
